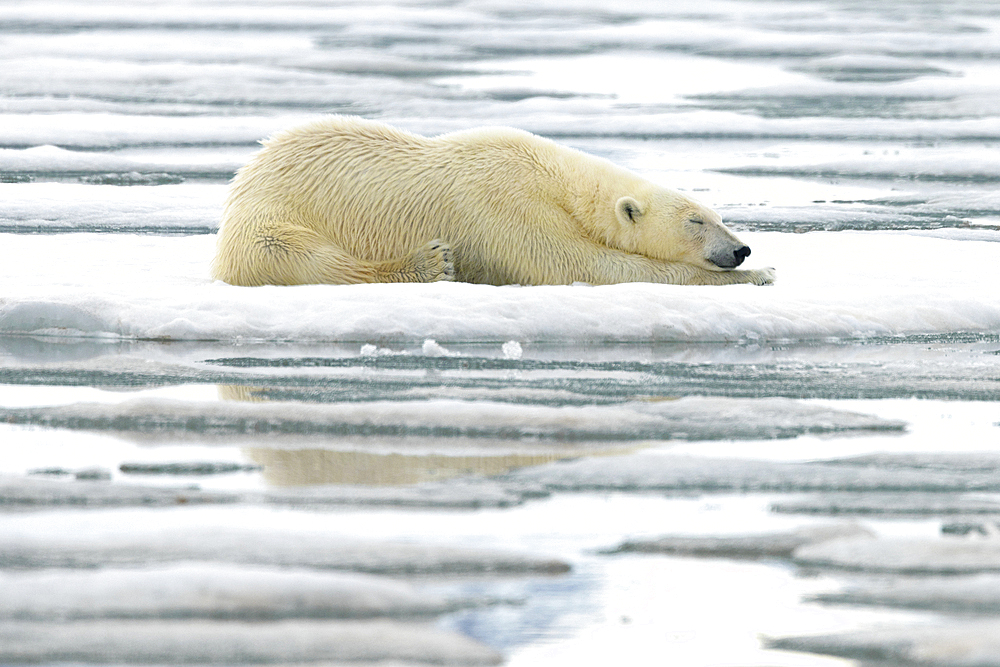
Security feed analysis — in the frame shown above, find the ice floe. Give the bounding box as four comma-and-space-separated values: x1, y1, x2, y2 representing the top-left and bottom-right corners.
0, 618, 502, 665
0, 563, 467, 620
0, 525, 569, 574
0, 395, 905, 442
1, 231, 999, 344
768, 621, 1000, 667
792, 535, 1000, 574
605, 523, 873, 559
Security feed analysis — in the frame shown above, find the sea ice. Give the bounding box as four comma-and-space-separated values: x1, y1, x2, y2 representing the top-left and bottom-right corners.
605, 523, 874, 559
0, 563, 465, 620
0, 618, 502, 665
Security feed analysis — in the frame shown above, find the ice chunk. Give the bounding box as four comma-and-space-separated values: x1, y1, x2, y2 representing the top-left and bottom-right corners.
509, 453, 998, 493
0, 474, 238, 509
812, 574, 1000, 613
0, 618, 502, 665
0, 474, 535, 511
767, 621, 1000, 667
794, 536, 1000, 574
0, 526, 570, 574
772, 491, 1000, 516
0, 564, 469, 620
605, 523, 873, 559
502, 340, 523, 360
0, 395, 904, 442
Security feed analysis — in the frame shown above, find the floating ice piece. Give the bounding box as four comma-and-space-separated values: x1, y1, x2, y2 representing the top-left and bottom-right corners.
0, 563, 466, 620
793, 536, 1000, 574
502, 340, 523, 360
0, 395, 904, 442
2, 232, 1000, 344
0, 526, 570, 574
772, 492, 1000, 516
508, 453, 1000, 494
119, 461, 262, 475
0, 474, 532, 511
0, 182, 223, 233
767, 621, 1000, 667
0, 474, 237, 509
0, 145, 240, 179
812, 573, 1000, 613
605, 523, 873, 559
0, 618, 502, 665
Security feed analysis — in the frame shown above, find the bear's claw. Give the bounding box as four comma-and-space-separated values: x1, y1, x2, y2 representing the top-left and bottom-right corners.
752, 267, 776, 285
413, 239, 455, 282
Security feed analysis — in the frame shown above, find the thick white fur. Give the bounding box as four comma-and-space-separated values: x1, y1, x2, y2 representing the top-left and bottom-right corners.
211, 116, 774, 287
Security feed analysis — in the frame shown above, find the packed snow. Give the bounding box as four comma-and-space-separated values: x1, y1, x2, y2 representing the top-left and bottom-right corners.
0, 231, 998, 343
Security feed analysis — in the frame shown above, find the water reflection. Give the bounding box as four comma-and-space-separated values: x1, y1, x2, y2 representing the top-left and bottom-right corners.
220, 384, 630, 488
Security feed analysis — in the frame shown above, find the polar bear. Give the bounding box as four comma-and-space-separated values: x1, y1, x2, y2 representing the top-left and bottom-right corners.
211, 116, 774, 287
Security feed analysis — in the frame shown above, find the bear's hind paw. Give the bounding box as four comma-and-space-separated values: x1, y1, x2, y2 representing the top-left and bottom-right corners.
414, 239, 455, 283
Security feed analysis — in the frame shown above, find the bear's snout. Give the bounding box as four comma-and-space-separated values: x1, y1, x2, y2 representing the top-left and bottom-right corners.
709, 244, 751, 269
734, 245, 751, 266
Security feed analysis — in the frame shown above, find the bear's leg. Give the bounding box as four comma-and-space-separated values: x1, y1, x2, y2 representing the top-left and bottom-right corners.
375, 239, 456, 283
215, 218, 454, 285
586, 250, 775, 286
289, 234, 455, 285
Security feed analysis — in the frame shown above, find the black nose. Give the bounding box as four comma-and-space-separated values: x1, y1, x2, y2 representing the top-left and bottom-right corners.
733, 245, 751, 267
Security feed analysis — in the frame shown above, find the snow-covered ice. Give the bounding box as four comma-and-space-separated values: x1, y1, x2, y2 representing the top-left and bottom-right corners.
2, 0, 1000, 664
1, 231, 998, 343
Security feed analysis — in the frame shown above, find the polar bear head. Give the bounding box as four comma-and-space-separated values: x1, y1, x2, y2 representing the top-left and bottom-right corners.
609, 189, 751, 271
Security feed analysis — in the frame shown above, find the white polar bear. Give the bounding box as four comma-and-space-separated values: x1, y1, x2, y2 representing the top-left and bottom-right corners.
211, 116, 774, 287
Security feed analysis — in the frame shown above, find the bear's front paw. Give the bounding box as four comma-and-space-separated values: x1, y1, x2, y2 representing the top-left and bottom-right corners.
751, 267, 776, 285
415, 239, 455, 282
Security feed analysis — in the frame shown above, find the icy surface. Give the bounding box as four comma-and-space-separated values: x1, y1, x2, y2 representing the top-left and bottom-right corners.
606, 523, 874, 559
3, 0, 1000, 664
768, 622, 1000, 667
0, 564, 465, 620
0, 395, 904, 441
0, 619, 503, 665
0, 525, 569, 574
0, 232, 999, 343
507, 453, 1000, 493
793, 536, 1000, 574
813, 574, 1000, 613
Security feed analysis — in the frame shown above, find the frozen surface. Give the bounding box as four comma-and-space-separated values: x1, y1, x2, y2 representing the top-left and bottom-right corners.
507, 453, 1000, 493
0, 524, 569, 574
768, 622, 1000, 667
3, 0, 1000, 665
793, 536, 1000, 574
0, 564, 466, 620
607, 523, 874, 559
1, 231, 999, 343
0, 474, 531, 510
813, 574, 1000, 613
0, 619, 503, 665
0, 395, 904, 441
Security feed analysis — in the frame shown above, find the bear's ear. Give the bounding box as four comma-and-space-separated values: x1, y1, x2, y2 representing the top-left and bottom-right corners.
615, 196, 644, 225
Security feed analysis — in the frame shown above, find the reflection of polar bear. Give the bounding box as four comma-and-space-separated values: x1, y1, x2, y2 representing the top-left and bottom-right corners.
212, 116, 774, 287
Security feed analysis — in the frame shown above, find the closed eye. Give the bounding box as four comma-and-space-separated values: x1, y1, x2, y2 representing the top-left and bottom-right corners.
688, 217, 704, 225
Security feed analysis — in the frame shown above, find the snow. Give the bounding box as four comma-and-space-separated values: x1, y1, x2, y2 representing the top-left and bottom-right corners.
0, 395, 905, 442
0, 524, 569, 574
768, 622, 1000, 667
0, 231, 998, 343
2, 0, 1000, 664
0, 618, 503, 665
508, 453, 1000, 494
0, 563, 465, 620
793, 535, 1000, 574
813, 574, 1000, 613
606, 524, 874, 559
